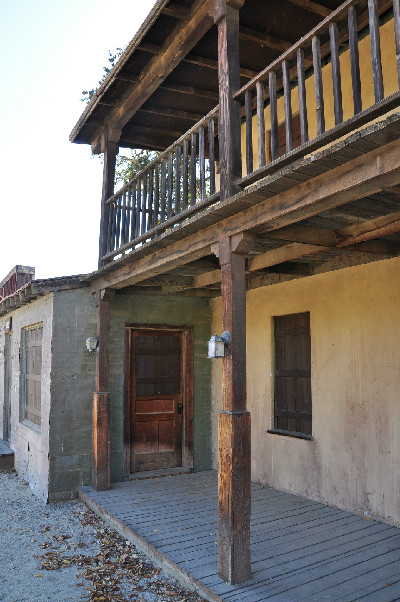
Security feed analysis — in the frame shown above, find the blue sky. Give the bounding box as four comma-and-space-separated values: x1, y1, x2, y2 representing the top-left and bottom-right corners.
0, 0, 156, 280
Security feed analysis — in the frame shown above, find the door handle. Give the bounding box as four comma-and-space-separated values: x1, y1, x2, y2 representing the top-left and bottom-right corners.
177, 402, 183, 414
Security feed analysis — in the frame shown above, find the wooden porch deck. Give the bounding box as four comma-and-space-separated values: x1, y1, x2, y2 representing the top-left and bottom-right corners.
79, 471, 400, 602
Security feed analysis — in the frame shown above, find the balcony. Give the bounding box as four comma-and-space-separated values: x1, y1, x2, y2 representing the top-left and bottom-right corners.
99, 0, 400, 269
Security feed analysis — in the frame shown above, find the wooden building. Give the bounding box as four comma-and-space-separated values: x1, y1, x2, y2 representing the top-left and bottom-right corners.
69, 0, 400, 584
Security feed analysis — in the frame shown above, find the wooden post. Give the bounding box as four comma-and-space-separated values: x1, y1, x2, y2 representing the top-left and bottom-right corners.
98, 133, 119, 268
217, 234, 251, 584
215, 0, 244, 200
92, 288, 114, 491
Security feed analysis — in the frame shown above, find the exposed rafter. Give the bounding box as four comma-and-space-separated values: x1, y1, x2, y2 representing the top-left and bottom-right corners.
138, 104, 205, 122
284, 0, 331, 18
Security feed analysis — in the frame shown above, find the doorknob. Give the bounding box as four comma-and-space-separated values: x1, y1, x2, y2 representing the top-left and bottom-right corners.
177, 403, 183, 414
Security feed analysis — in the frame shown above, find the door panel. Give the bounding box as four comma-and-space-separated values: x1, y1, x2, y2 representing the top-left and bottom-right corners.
131, 331, 182, 472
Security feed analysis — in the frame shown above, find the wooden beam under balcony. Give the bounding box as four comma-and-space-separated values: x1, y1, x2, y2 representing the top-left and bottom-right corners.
91, 136, 400, 293
239, 26, 291, 51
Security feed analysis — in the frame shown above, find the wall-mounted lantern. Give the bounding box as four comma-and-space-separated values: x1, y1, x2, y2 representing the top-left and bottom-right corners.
207, 331, 231, 359
86, 336, 99, 354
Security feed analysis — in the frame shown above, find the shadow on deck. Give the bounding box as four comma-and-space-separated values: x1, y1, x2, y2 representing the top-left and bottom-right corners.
0, 440, 14, 470
79, 471, 400, 602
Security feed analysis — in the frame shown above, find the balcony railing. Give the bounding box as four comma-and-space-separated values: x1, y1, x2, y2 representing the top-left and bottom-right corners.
102, 107, 219, 262
101, 0, 400, 265
237, 0, 400, 185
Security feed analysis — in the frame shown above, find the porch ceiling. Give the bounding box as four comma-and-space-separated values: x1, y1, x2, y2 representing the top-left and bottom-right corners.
70, 0, 347, 151
86, 113, 400, 296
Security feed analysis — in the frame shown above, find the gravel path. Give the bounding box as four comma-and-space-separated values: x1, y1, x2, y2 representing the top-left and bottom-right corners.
0, 471, 205, 602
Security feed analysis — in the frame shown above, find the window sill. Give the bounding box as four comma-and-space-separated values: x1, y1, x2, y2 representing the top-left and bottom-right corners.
267, 428, 312, 441
20, 420, 41, 435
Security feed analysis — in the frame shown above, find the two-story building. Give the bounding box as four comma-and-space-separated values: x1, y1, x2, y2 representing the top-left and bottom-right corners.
2, 0, 400, 586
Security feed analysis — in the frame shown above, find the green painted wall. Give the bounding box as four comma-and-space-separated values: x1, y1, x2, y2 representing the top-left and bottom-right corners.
109, 293, 212, 482
49, 288, 97, 498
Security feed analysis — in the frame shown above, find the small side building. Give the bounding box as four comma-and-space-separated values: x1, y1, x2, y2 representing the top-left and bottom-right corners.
0, 268, 97, 502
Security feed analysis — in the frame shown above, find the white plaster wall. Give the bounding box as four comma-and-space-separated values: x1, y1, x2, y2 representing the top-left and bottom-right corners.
0, 295, 53, 502
211, 257, 400, 526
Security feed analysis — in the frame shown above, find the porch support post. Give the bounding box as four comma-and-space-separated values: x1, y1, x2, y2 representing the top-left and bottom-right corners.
215, 0, 244, 200
217, 234, 251, 584
98, 132, 120, 268
92, 288, 114, 491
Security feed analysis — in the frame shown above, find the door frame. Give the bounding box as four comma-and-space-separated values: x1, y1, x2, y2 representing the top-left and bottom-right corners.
123, 323, 194, 477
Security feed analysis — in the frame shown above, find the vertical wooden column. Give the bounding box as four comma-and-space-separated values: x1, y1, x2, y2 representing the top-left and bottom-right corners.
215, 0, 244, 200
98, 136, 119, 268
217, 234, 251, 584
92, 288, 114, 491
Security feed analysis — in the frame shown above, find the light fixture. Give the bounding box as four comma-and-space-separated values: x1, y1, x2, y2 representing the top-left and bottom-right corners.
86, 336, 99, 354
207, 331, 231, 359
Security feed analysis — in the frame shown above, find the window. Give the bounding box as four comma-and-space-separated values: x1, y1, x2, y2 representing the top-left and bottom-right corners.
272, 312, 312, 437
20, 324, 43, 428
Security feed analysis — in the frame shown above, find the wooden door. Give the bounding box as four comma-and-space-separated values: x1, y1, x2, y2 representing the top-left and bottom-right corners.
131, 330, 183, 472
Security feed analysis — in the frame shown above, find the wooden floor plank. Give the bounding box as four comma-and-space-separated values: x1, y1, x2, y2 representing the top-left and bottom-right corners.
79, 471, 400, 602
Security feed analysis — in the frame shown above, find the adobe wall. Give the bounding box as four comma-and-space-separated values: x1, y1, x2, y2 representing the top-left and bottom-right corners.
211, 256, 400, 526
0, 295, 53, 503
108, 293, 212, 482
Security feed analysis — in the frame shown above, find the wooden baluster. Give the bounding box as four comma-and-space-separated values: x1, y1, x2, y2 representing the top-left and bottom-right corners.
312, 36, 325, 136
125, 188, 131, 243
153, 164, 160, 227
256, 81, 266, 168
368, 0, 384, 102
132, 183, 138, 240
110, 202, 117, 252
282, 60, 293, 154
167, 152, 173, 219
148, 169, 154, 232
297, 48, 309, 144
135, 179, 141, 237
348, 7, 362, 115
329, 22, 343, 125
199, 126, 206, 201
269, 71, 279, 161
105, 203, 112, 252
175, 146, 181, 214
245, 90, 253, 174
208, 118, 216, 195
120, 191, 127, 245
142, 173, 148, 235
160, 158, 167, 222
393, 0, 400, 87
115, 195, 122, 250
190, 132, 197, 205
182, 140, 189, 210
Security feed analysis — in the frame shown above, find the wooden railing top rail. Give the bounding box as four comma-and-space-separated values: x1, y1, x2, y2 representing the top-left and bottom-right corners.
234, 0, 375, 99
106, 105, 219, 206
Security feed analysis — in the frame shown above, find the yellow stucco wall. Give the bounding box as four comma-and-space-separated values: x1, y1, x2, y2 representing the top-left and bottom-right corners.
241, 17, 399, 173
211, 257, 400, 525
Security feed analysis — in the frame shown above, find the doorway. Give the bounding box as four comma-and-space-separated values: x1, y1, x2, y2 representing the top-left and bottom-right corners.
124, 325, 193, 476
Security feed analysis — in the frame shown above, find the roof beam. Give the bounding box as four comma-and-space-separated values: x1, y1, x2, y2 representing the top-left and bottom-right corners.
106, 0, 215, 133
162, 3, 191, 20
284, 0, 331, 18
138, 104, 204, 122
336, 209, 400, 245
239, 26, 291, 52
160, 81, 218, 101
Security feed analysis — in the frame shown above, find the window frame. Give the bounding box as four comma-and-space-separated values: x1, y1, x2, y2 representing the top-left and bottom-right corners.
20, 322, 43, 432
268, 311, 312, 440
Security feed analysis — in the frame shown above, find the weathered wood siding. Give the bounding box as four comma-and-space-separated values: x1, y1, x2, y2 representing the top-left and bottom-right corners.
109, 294, 211, 482
211, 256, 400, 526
